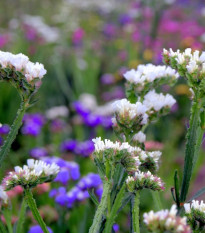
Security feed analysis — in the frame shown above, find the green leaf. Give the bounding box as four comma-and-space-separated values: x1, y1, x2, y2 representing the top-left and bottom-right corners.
188, 187, 205, 202
174, 170, 180, 208
88, 189, 99, 206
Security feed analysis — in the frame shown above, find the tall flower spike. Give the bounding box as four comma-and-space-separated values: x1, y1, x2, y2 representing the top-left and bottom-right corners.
124, 64, 179, 98
3, 159, 60, 191
143, 205, 191, 233
126, 171, 165, 193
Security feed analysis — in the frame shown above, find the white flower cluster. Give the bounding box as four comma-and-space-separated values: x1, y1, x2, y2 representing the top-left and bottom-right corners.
0, 51, 47, 83
184, 200, 205, 217
0, 185, 8, 205
92, 137, 131, 153
124, 64, 179, 87
126, 170, 165, 191
92, 137, 161, 171
132, 131, 146, 143
22, 15, 59, 43
163, 48, 205, 75
3, 159, 60, 190
46, 106, 69, 120
143, 205, 191, 233
112, 98, 148, 124
143, 90, 176, 112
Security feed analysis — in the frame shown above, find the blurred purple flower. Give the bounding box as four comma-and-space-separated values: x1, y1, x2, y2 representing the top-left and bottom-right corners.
28, 225, 53, 233
0, 124, 10, 135
29, 147, 48, 159
101, 73, 115, 85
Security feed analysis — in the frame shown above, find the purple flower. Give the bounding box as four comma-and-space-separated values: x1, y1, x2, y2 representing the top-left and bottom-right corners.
50, 119, 66, 133
60, 139, 77, 152
103, 24, 117, 38
73, 102, 90, 117
101, 74, 115, 85
119, 14, 132, 25
28, 225, 53, 233
29, 147, 48, 159
43, 157, 80, 185
77, 173, 102, 190
113, 224, 119, 232
74, 140, 95, 157
83, 114, 101, 127
0, 136, 3, 146
0, 124, 10, 135
22, 113, 45, 137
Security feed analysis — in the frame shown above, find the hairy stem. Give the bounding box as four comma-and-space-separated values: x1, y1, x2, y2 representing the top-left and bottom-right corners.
0, 100, 28, 165
180, 98, 203, 203
24, 189, 49, 233
16, 198, 27, 233
89, 181, 111, 233
131, 192, 140, 233
104, 183, 126, 233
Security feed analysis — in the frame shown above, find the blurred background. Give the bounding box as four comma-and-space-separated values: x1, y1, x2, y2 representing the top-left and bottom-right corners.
0, 0, 205, 232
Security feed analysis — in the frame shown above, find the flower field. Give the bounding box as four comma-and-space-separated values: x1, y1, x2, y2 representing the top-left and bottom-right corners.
1, 0, 205, 232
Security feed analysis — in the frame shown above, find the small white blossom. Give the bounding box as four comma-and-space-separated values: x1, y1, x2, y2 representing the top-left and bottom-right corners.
46, 106, 69, 120
133, 131, 146, 143
0, 186, 8, 205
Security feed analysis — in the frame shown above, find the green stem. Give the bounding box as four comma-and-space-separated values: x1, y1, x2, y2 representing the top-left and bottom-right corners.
16, 198, 27, 233
180, 98, 204, 203
131, 192, 140, 233
3, 209, 12, 233
151, 191, 163, 211
0, 100, 28, 165
0, 218, 7, 233
24, 189, 49, 233
104, 183, 126, 233
89, 181, 111, 233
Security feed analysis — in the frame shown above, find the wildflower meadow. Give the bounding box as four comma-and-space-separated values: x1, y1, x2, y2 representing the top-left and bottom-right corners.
1, 0, 205, 232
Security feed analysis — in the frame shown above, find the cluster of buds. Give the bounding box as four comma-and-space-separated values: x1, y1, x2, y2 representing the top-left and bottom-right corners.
163, 48, 205, 93
126, 171, 165, 193
124, 64, 179, 98
0, 51, 47, 100
112, 99, 148, 135
143, 205, 191, 233
184, 200, 205, 228
92, 137, 161, 174
143, 90, 176, 120
0, 185, 8, 206
3, 159, 60, 190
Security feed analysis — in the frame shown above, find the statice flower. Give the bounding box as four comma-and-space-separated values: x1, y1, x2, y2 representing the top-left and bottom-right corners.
29, 147, 48, 159
163, 48, 205, 92
0, 50, 47, 86
3, 159, 59, 190
124, 64, 179, 95
92, 137, 161, 173
0, 124, 10, 135
50, 173, 102, 208
143, 90, 176, 117
21, 113, 45, 136
42, 157, 80, 185
28, 225, 53, 233
143, 205, 191, 233
132, 131, 146, 143
112, 99, 148, 133
60, 139, 77, 152
126, 171, 165, 192
184, 200, 205, 226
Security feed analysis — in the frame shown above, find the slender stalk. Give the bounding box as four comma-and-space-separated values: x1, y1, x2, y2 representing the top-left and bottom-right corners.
0, 219, 7, 233
89, 181, 111, 233
180, 98, 203, 203
131, 192, 140, 233
3, 209, 12, 233
0, 100, 28, 165
104, 183, 126, 233
151, 191, 163, 211
24, 189, 49, 233
16, 198, 27, 233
